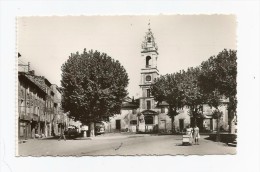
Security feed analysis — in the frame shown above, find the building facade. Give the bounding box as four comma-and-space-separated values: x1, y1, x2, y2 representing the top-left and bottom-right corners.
18, 70, 74, 140
51, 84, 63, 136
32, 75, 55, 137
18, 72, 46, 140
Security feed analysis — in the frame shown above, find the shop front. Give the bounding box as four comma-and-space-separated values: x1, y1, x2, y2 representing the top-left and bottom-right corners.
18, 113, 31, 140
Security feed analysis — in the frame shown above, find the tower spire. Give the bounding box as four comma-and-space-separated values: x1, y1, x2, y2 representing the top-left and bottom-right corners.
141, 21, 158, 52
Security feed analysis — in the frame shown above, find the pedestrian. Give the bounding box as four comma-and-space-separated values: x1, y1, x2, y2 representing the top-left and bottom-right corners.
186, 125, 193, 145
58, 126, 66, 141
193, 125, 200, 145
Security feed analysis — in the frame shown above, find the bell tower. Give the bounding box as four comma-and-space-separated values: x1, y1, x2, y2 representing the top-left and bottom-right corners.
139, 27, 159, 111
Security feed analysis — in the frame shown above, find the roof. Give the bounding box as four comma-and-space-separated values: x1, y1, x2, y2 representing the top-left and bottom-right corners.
26, 74, 47, 92
19, 72, 47, 95
19, 72, 56, 96
156, 101, 169, 107
123, 96, 132, 103
122, 102, 139, 109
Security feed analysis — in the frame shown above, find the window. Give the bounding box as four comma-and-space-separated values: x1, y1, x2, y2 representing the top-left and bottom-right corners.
146, 56, 151, 67
147, 37, 151, 43
161, 107, 165, 113
147, 100, 151, 110
20, 100, 25, 113
145, 116, 153, 124
147, 89, 151, 97
130, 120, 137, 125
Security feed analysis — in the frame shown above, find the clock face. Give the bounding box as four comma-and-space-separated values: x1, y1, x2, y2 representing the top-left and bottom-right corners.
146, 75, 151, 81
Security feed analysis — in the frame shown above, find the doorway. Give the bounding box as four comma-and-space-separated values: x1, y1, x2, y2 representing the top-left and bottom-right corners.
179, 119, 184, 132
116, 120, 121, 130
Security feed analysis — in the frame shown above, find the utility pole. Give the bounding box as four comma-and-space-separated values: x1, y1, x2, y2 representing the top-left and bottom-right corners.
28, 62, 30, 72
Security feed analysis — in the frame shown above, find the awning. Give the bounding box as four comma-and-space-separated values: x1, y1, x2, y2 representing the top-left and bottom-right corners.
141, 109, 159, 115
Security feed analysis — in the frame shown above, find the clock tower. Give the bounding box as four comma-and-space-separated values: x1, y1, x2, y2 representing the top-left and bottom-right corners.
138, 27, 159, 132
139, 27, 159, 110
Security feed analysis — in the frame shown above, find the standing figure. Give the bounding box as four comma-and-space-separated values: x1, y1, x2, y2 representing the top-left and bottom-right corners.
193, 125, 200, 145
186, 125, 193, 145
58, 125, 66, 141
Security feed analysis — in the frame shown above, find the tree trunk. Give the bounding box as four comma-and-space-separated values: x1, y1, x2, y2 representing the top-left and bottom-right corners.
194, 116, 197, 127
216, 115, 220, 142
228, 110, 235, 134
89, 122, 95, 137
171, 116, 175, 134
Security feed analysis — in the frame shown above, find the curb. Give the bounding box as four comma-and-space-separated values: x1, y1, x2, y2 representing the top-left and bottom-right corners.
75, 135, 146, 140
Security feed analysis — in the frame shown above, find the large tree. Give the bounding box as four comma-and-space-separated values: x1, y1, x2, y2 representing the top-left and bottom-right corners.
151, 72, 185, 133
61, 49, 129, 136
182, 67, 205, 127
199, 49, 237, 133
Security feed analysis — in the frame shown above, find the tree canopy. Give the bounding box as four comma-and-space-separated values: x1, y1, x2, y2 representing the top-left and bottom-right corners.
199, 49, 237, 111
151, 49, 237, 132
179, 67, 205, 126
198, 49, 237, 132
151, 72, 185, 132
61, 49, 129, 124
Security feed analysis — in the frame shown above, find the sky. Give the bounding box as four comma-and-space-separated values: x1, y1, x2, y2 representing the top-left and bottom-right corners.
17, 15, 237, 98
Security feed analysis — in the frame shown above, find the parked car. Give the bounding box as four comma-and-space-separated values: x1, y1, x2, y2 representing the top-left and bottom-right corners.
95, 123, 105, 135
67, 126, 79, 137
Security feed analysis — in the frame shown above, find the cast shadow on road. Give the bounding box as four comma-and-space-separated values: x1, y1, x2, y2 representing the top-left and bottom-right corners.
40, 136, 80, 140
175, 143, 194, 146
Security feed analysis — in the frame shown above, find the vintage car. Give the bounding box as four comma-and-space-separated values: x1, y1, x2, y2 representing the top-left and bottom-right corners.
67, 125, 79, 137
95, 123, 105, 135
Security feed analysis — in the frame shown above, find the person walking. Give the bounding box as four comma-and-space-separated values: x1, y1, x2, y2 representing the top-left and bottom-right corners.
193, 125, 200, 145
58, 125, 66, 141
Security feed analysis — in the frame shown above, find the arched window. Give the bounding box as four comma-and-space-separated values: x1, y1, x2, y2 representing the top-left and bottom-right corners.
147, 37, 151, 43
146, 56, 151, 67
147, 89, 151, 97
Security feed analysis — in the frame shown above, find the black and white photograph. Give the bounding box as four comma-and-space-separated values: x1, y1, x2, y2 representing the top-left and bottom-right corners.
17, 15, 237, 156
1, 1, 260, 172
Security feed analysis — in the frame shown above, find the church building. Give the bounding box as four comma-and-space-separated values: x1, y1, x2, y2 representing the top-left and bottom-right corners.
104, 26, 229, 133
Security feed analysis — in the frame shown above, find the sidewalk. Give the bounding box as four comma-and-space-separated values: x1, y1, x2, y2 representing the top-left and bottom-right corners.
18, 135, 57, 144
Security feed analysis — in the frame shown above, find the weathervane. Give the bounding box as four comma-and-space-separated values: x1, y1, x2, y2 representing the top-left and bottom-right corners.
148, 19, 151, 31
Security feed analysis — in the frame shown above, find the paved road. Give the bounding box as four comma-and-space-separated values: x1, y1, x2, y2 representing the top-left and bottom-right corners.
18, 134, 236, 156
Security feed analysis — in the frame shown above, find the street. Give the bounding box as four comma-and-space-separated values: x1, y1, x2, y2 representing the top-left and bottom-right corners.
18, 134, 236, 156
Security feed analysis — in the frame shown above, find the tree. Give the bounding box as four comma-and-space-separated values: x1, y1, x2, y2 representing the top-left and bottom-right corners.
151, 72, 185, 133
199, 49, 237, 134
182, 67, 204, 128
199, 59, 224, 141
61, 49, 129, 137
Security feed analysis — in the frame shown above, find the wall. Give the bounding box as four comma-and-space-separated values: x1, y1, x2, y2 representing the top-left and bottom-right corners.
105, 109, 137, 132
